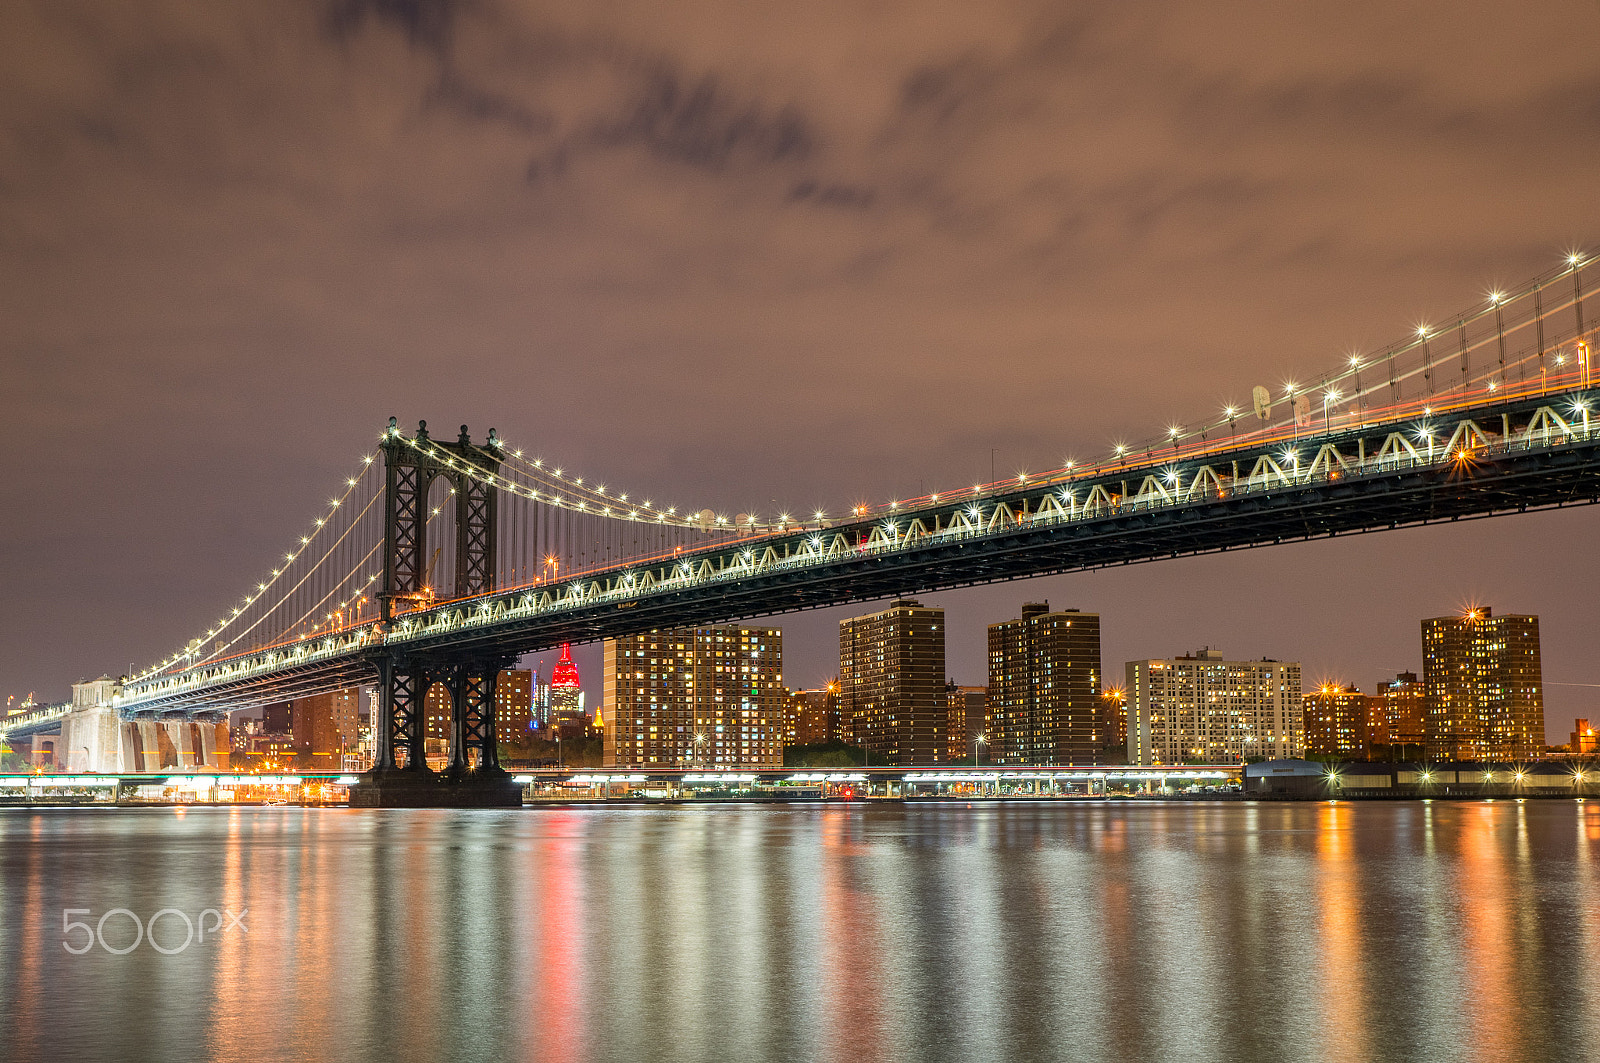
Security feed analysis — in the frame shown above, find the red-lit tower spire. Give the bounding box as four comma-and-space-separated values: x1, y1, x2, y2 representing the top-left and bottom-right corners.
550, 642, 582, 720
552, 643, 580, 690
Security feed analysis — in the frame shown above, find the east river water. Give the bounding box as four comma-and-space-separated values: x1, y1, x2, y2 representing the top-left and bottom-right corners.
2, 800, 1598, 1063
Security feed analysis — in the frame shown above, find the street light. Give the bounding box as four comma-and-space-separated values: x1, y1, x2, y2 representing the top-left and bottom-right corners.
974, 732, 988, 795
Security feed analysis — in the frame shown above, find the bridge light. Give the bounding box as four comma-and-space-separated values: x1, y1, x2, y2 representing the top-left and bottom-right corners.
1416, 324, 1430, 338
1168, 426, 1180, 438
1347, 356, 1361, 369
967, 506, 980, 518
1223, 407, 1236, 418
1488, 290, 1504, 305
1165, 470, 1179, 483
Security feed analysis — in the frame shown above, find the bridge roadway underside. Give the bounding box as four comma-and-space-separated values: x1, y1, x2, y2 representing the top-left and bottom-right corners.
132, 428, 1600, 715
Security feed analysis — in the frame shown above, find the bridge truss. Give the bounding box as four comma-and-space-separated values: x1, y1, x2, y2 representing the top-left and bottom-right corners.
10, 253, 1597, 786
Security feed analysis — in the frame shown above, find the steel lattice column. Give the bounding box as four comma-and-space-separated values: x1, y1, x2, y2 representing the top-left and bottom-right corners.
455, 476, 497, 600
374, 656, 429, 771
380, 419, 503, 619
466, 666, 500, 771
380, 419, 435, 623
446, 663, 503, 772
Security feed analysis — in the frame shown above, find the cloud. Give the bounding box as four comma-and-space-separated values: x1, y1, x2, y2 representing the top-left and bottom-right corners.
2, 0, 1599, 721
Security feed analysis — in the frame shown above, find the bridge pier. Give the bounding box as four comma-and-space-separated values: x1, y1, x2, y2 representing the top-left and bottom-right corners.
137, 720, 163, 771
118, 722, 141, 773
197, 716, 229, 770
165, 720, 199, 769
351, 653, 520, 807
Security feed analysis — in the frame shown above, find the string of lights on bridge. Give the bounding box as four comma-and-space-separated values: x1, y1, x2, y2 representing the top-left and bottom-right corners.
133, 249, 1591, 687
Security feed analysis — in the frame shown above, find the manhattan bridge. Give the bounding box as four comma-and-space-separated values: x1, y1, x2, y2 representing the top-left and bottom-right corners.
6, 254, 1598, 803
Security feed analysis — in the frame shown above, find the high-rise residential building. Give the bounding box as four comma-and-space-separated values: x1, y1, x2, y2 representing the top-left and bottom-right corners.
786, 684, 842, 747
1421, 607, 1544, 760
1303, 684, 1368, 759
839, 599, 946, 765
1127, 650, 1302, 765
946, 684, 987, 764
496, 669, 533, 740
987, 603, 1102, 765
291, 687, 361, 768
1571, 719, 1596, 756
1371, 672, 1426, 754
603, 625, 784, 768
1100, 688, 1129, 759
531, 672, 551, 726
261, 702, 292, 735
424, 682, 451, 758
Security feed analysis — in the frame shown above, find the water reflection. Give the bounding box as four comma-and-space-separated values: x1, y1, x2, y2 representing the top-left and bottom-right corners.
0, 802, 1596, 1063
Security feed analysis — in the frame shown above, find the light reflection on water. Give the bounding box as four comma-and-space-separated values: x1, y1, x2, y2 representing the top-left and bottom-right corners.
2, 801, 1598, 1063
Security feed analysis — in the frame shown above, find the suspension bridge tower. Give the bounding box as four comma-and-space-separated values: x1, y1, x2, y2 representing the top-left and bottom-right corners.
351, 419, 524, 807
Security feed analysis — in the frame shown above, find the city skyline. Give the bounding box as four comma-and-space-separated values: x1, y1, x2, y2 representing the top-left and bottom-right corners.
3, 2, 1598, 736
533, 586, 1581, 745
4, 5, 1600, 1063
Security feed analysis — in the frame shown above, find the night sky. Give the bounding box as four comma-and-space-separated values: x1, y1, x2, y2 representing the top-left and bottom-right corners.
4, 0, 1598, 739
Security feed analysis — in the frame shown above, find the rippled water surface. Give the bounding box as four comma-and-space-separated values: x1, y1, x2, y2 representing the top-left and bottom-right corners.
3, 801, 1599, 1063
